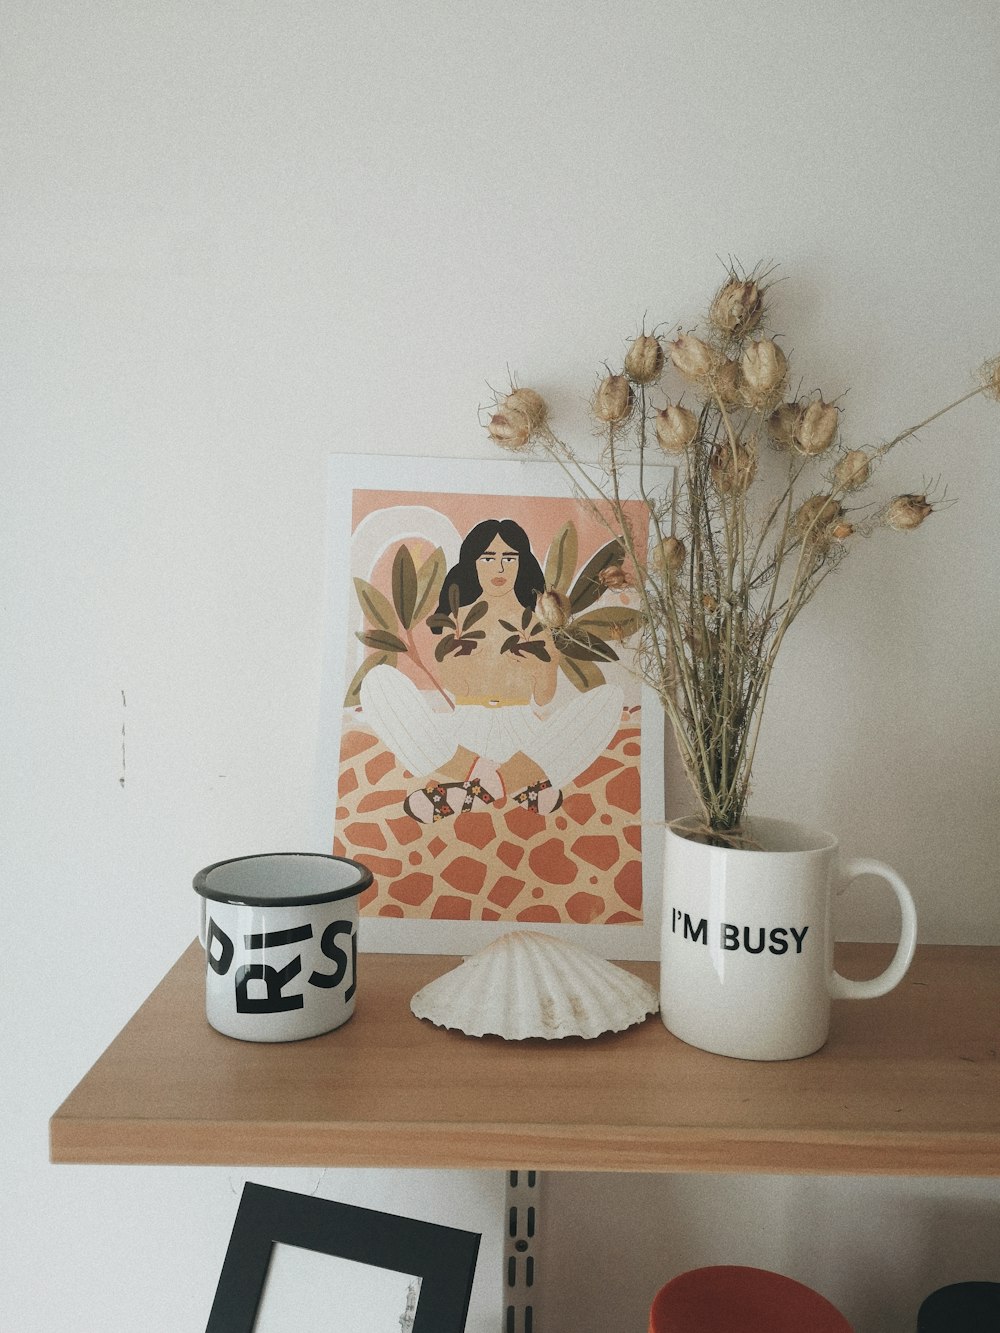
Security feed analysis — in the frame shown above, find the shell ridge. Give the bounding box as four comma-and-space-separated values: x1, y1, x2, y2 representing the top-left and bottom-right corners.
409, 929, 658, 1040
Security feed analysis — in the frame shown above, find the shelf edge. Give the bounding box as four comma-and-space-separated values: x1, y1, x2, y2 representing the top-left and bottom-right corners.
49, 1116, 1000, 1176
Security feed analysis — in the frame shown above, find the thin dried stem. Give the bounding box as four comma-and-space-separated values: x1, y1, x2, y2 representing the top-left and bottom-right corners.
486, 271, 996, 836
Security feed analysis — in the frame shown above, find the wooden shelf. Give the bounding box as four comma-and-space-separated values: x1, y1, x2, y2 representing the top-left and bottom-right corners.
50, 942, 1000, 1176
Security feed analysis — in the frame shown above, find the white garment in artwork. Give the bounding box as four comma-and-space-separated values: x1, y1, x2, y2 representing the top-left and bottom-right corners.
359, 665, 625, 790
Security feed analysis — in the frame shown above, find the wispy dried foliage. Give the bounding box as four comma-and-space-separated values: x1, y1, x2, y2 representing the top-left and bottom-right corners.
485, 263, 997, 840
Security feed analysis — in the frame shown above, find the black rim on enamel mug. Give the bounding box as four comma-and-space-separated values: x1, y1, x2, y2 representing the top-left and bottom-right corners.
194, 851, 373, 906
193, 853, 373, 1043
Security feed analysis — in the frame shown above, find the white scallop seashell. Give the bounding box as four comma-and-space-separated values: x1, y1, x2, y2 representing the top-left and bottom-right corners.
410, 930, 659, 1040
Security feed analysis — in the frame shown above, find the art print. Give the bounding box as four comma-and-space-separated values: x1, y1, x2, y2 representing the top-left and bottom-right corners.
318, 456, 666, 958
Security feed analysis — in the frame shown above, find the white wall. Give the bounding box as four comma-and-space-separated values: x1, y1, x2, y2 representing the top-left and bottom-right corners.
3, 3, 998, 1331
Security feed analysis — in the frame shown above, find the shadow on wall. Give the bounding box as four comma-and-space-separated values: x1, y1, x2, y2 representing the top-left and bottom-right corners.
544, 1173, 1000, 1333
778, 1177, 1000, 1333
837, 1189, 1000, 1333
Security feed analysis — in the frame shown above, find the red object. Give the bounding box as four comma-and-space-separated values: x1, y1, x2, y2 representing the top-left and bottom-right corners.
649, 1265, 852, 1333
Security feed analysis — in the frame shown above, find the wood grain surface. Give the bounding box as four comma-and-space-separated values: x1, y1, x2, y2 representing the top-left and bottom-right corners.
50, 943, 1000, 1175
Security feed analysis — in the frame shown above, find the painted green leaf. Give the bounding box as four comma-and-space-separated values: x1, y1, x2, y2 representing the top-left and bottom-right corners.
559, 655, 606, 692
391, 544, 419, 628
554, 628, 619, 662
568, 539, 627, 614
434, 633, 457, 662
343, 651, 394, 708
544, 521, 579, 594
448, 583, 460, 616
413, 547, 446, 624
521, 641, 551, 662
573, 607, 644, 639
462, 599, 489, 630
356, 628, 408, 654
353, 577, 398, 634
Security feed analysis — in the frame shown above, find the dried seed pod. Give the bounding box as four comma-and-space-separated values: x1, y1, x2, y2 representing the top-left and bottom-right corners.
795, 399, 839, 456
604, 621, 628, 643
593, 374, 634, 423
711, 357, 743, 406
709, 278, 763, 339
741, 339, 787, 408
624, 334, 664, 384
710, 440, 758, 494
831, 522, 854, 541
654, 403, 698, 454
668, 333, 717, 380
701, 592, 718, 613
535, 588, 570, 628
886, 494, 934, 530
653, 535, 686, 575
794, 493, 842, 542
597, 563, 630, 590
980, 355, 1000, 401
504, 387, 548, 432
833, 449, 871, 491
487, 411, 531, 451
767, 402, 804, 450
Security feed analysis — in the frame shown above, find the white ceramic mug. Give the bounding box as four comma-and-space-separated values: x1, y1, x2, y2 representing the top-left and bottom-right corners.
660, 816, 918, 1060
194, 853, 373, 1042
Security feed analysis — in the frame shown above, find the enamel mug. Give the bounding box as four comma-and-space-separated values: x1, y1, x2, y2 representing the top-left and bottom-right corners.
194, 853, 372, 1042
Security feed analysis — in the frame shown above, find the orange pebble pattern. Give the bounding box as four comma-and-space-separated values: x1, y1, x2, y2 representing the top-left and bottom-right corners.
333, 707, 645, 924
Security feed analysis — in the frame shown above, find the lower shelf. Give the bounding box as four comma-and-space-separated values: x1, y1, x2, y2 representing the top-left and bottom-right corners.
50, 941, 1000, 1176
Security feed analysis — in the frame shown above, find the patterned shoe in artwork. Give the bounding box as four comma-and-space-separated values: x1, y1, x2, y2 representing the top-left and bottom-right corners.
511, 778, 563, 816
403, 776, 498, 824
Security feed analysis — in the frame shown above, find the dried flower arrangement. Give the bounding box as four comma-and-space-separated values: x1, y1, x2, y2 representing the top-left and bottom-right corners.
484, 265, 999, 843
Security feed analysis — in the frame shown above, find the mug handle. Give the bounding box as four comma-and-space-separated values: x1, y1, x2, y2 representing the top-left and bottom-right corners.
829, 858, 918, 1000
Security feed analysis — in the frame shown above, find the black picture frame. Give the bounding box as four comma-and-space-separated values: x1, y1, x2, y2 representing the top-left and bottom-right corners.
206, 1183, 481, 1333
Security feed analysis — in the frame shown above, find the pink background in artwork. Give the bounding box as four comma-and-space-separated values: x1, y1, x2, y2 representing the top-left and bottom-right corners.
351, 486, 646, 562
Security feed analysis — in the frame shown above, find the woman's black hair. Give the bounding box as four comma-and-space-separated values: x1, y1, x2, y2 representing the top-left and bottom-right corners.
432, 518, 545, 627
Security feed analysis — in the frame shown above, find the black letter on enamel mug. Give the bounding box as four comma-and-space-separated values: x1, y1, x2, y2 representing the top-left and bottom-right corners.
769, 927, 789, 955
345, 930, 357, 1002
309, 920, 355, 994
790, 925, 809, 954
244, 924, 313, 950
235, 957, 304, 1012
721, 923, 739, 951
207, 918, 234, 976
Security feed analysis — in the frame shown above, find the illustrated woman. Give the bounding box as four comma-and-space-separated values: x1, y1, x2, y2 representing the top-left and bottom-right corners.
359, 518, 623, 822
